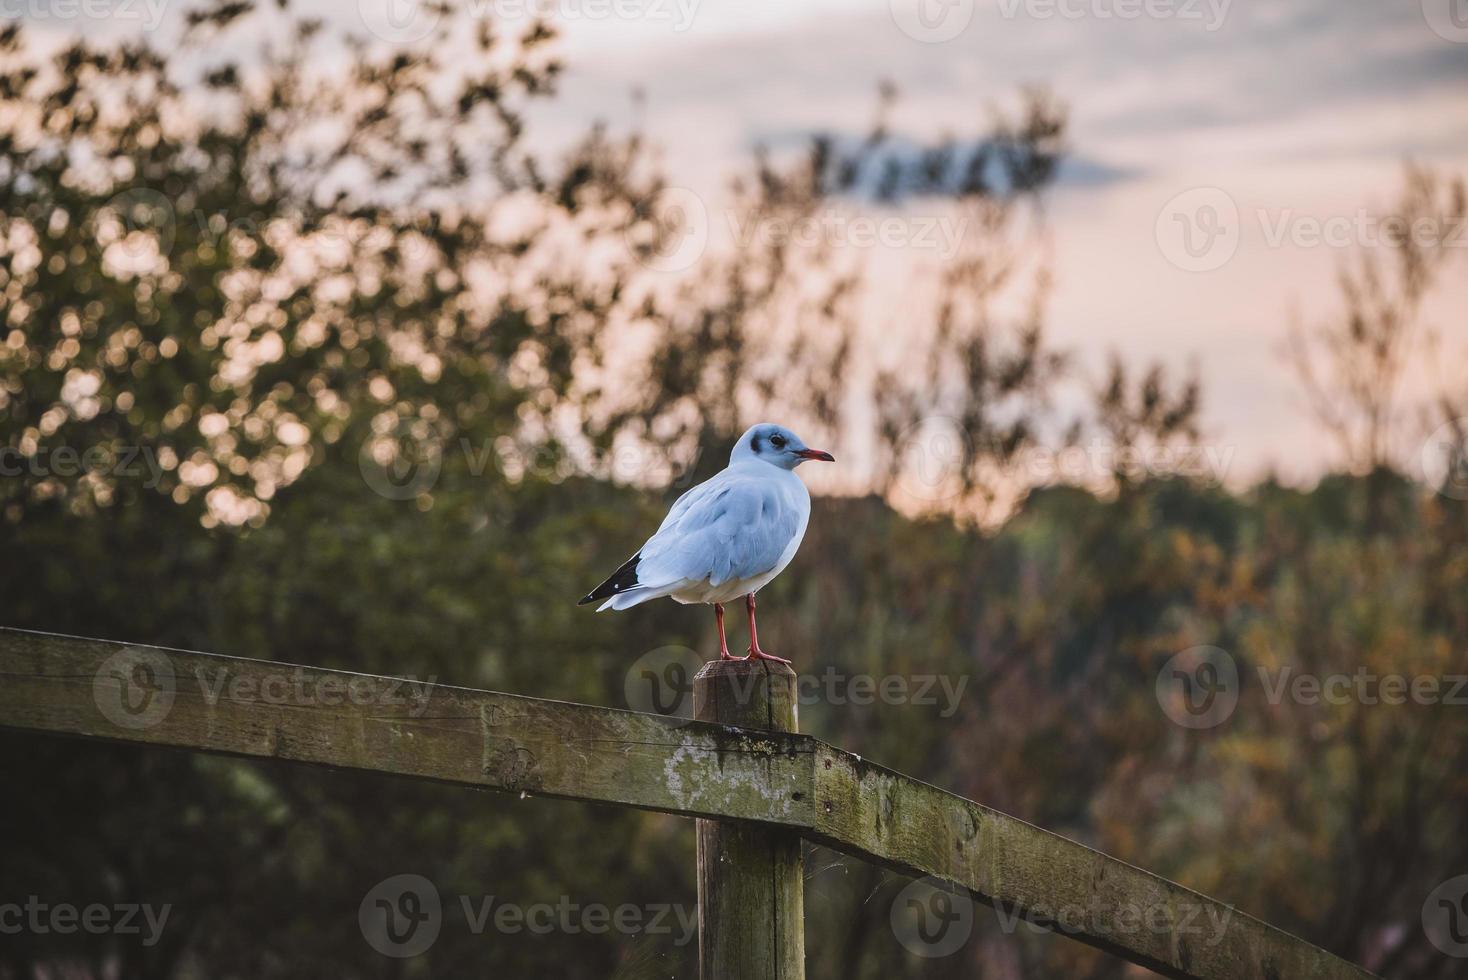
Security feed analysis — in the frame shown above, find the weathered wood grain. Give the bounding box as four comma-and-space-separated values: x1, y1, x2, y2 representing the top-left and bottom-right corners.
0, 627, 1377, 980
694, 660, 805, 980
807, 747, 1376, 979
0, 627, 814, 824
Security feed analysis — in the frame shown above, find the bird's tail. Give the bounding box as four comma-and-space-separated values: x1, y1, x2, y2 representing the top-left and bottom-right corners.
580, 550, 678, 610
595, 587, 661, 612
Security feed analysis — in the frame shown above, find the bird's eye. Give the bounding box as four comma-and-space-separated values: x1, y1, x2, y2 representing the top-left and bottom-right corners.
770, 435, 786, 449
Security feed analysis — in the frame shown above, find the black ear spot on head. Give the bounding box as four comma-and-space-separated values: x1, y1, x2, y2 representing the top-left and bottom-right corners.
750, 432, 762, 453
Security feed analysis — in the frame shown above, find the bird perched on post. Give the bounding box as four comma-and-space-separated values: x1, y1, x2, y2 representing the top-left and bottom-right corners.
579, 423, 834, 663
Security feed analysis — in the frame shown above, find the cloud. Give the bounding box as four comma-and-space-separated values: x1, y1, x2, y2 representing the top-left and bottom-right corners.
542, 0, 1468, 179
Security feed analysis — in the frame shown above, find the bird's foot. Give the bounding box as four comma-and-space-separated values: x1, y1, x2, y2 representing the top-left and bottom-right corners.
718, 647, 737, 661
745, 647, 791, 665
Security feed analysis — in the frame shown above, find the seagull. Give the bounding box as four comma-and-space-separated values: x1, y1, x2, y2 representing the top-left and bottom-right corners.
579, 423, 834, 663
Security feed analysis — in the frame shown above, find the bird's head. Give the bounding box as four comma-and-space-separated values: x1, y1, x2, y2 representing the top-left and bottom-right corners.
732, 423, 835, 471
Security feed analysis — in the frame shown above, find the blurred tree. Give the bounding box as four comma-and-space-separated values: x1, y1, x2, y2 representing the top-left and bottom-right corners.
0, 2, 1071, 978
1287, 165, 1467, 478
0, 2, 665, 529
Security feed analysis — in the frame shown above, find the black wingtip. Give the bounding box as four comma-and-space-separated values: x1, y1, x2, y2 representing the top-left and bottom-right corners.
579, 552, 642, 607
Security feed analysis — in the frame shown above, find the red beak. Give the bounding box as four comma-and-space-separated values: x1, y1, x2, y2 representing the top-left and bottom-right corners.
795, 448, 835, 462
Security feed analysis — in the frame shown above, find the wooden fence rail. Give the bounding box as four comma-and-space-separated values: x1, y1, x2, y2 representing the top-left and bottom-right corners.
0, 627, 1376, 980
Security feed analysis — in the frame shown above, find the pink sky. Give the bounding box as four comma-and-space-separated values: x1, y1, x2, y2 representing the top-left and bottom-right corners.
530, 0, 1468, 486
17, 0, 1468, 486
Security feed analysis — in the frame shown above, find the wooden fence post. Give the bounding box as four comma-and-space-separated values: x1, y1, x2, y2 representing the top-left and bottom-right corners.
694, 660, 805, 980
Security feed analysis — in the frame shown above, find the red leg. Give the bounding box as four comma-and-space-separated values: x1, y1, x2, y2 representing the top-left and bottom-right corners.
744, 592, 790, 665
714, 603, 734, 660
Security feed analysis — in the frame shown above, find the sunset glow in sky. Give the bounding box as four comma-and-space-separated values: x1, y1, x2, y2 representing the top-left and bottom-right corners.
535, 0, 1468, 485
18, 0, 1468, 487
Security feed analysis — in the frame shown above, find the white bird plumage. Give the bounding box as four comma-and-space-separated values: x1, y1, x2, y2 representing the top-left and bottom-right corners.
579, 423, 833, 662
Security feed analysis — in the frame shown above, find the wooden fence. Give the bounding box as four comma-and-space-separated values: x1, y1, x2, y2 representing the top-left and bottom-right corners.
0, 627, 1377, 979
